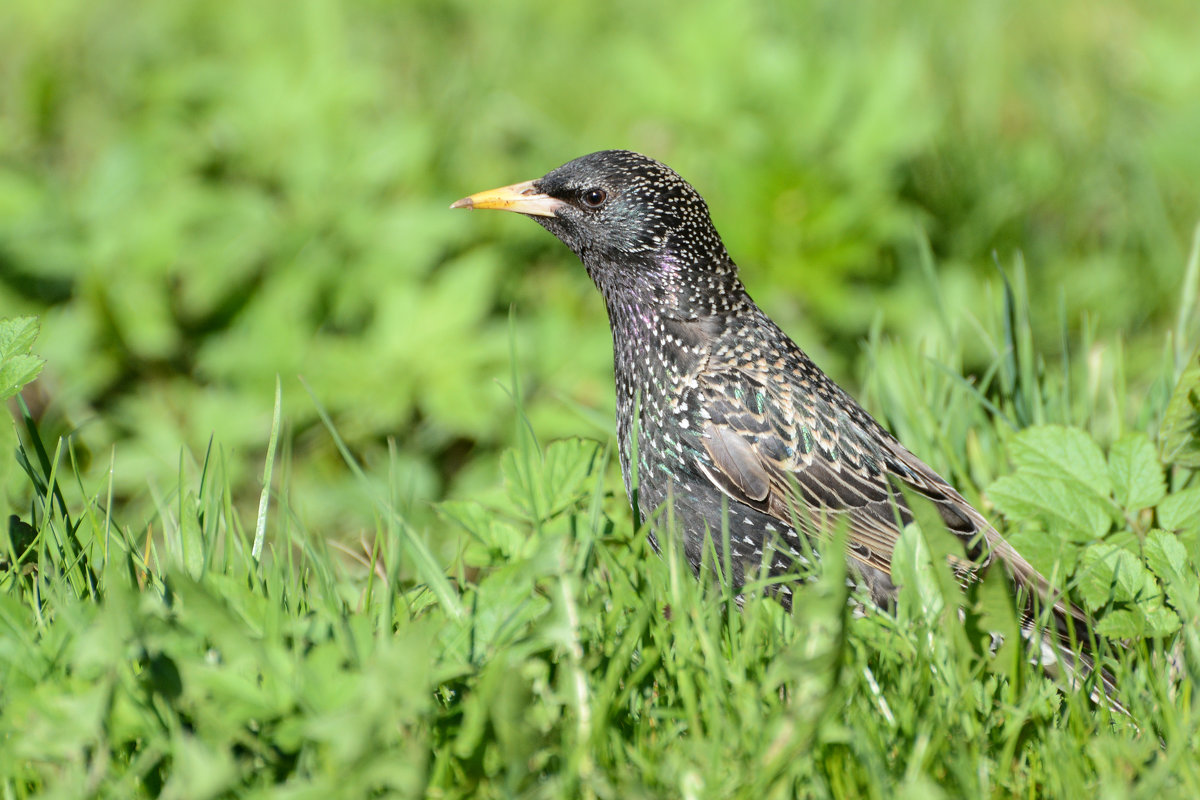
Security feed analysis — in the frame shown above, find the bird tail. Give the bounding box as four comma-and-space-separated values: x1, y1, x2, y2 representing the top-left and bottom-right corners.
1018, 584, 1127, 715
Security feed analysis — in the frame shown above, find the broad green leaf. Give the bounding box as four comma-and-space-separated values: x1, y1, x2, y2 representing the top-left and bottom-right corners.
1005, 525, 1081, 579
1009, 425, 1112, 499
988, 425, 1116, 539
1077, 543, 1159, 610
895, 484, 971, 651
163, 733, 238, 800
892, 522, 944, 624
437, 500, 495, 541
1080, 540, 1180, 637
438, 500, 526, 562
0, 316, 40, 366
1142, 606, 1180, 638
1159, 350, 1200, 468
1144, 528, 1200, 619
0, 316, 45, 401
1158, 486, 1200, 532
501, 438, 604, 521
1144, 528, 1190, 579
1096, 607, 1181, 639
1108, 432, 1166, 511
970, 564, 1022, 680
987, 472, 1111, 540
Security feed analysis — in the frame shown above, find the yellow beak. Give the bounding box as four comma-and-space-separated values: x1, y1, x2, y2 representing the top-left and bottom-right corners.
449, 179, 565, 217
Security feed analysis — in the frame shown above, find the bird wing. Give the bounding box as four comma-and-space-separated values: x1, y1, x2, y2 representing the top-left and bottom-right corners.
688, 361, 1104, 660
688, 362, 1004, 587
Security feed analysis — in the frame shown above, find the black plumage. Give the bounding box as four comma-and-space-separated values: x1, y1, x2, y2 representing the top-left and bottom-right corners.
452, 150, 1115, 700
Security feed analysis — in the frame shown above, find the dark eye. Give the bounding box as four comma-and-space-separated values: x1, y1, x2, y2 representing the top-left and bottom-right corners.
581, 188, 607, 208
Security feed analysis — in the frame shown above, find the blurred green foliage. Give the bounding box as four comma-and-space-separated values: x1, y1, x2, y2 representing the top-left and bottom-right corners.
1, 0, 1198, 534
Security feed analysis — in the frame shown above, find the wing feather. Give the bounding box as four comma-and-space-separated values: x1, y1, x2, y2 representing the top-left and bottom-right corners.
689, 363, 1057, 599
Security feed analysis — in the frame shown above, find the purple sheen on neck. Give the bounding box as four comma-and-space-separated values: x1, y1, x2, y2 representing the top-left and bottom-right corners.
654, 251, 681, 274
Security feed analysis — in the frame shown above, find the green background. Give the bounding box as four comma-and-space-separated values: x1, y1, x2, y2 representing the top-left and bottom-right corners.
2, 0, 1198, 536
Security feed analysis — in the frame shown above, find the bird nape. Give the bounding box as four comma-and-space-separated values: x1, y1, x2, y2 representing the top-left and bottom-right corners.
451, 149, 1120, 709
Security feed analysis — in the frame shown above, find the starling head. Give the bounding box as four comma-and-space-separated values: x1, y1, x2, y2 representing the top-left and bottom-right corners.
451, 150, 732, 297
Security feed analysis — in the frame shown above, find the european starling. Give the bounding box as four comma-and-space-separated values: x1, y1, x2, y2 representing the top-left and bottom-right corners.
452, 150, 1114, 699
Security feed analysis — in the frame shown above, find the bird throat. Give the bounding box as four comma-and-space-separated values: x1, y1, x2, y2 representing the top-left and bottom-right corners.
592, 250, 748, 505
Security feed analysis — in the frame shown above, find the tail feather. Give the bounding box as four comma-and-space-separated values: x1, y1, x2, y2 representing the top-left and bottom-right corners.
1019, 593, 1126, 714
973, 537, 1126, 713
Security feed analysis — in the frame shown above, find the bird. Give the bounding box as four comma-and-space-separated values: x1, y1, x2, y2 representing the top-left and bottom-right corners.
451, 149, 1116, 702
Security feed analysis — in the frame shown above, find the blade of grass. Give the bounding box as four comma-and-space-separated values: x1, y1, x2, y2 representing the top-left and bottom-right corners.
253, 376, 283, 562
1176, 222, 1200, 372
300, 376, 463, 620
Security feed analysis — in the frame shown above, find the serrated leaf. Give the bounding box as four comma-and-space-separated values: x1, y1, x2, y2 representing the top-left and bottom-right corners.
1096, 607, 1180, 639
0, 316, 45, 401
1004, 526, 1082, 579
0, 316, 40, 359
1077, 543, 1159, 610
1145, 605, 1182, 636
501, 438, 603, 521
1108, 433, 1166, 511
1158, 486, 1200, 532
437, 500, 493, 541
1144, 528, 1200, 619
1144, 528, 1190, 579
987, 472, 1111, 539
438, 500, 525, 561
1159, 350, 1200, 468
1009, 425, 1112, 499
988, 425, 1117, 539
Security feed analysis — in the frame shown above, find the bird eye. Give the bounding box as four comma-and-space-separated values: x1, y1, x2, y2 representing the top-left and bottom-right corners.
581, 188, 607, 208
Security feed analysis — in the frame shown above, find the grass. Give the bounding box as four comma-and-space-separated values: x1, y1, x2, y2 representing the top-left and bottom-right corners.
2, 254, 1200, 796
2, 1, 1200, 794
